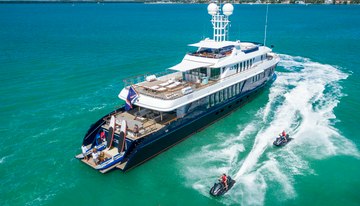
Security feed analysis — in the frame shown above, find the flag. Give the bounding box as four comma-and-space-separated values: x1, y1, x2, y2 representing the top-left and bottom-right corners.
125, 86, 138, 111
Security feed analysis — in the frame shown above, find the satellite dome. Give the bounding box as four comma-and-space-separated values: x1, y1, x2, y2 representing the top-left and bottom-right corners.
222, 3, 234, 16
207, 3, 218, 16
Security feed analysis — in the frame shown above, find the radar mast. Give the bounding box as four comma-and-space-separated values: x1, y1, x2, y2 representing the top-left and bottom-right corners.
207, 3, 234, 42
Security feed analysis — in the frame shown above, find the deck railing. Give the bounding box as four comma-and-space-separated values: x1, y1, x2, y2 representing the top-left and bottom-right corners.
122, 70, 176, 87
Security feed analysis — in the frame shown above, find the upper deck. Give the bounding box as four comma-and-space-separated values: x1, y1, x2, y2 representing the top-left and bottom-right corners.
186, 40, 261, 59
119, 51, 279, 112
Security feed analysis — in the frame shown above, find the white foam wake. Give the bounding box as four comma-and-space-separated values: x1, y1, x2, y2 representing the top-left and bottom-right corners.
177, 54, 359, 205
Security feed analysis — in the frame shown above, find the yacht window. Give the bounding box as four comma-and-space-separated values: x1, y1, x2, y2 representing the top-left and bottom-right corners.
215, 92, 219, 104
208, 95, 211, 107
220, 90, 224, 102
200, 67, 207, 76
210, 68, 220, 79
229, 87, 233, 98
210, 94, 215, 107
230, 85, 235, 97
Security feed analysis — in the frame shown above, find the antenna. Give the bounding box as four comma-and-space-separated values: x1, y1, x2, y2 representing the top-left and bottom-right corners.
207, 3, 233, 42
263, 3, 269, 46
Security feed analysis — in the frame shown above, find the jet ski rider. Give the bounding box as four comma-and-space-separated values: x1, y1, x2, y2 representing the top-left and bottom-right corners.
220, 174, 228, 190
281, 130, 287, 142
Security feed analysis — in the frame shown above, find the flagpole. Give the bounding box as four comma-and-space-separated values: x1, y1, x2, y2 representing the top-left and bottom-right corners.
131, 84, 139, 96
131, 85, 140, 112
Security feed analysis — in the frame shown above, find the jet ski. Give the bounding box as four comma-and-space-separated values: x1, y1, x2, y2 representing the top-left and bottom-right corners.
209, 175, 236, 196
273, 134, 292, 146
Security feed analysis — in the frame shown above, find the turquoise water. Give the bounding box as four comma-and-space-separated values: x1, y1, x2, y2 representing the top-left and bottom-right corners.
1, 3, 359, 206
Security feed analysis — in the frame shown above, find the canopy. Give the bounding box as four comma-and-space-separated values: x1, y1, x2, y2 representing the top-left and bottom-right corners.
168, 59, 213, 72
188, 40, 235, 49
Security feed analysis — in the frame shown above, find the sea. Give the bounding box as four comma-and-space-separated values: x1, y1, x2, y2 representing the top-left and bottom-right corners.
0, 3, 359, 206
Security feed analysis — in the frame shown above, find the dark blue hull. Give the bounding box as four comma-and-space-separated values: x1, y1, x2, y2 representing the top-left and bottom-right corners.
124, 81, 272, 171
81, 72, 276, 172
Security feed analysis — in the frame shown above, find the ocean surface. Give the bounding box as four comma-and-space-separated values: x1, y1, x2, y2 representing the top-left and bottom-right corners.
0, 3, 359, 206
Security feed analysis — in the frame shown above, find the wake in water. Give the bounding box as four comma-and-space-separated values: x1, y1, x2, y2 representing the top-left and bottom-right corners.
177, 54, 359, 205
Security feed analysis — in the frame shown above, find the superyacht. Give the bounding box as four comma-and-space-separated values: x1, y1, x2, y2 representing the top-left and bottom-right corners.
76, 3, 280, 173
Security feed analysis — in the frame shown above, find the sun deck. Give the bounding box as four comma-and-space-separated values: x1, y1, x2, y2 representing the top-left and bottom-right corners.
132, 74, 218, 100
127, 61, 264, 101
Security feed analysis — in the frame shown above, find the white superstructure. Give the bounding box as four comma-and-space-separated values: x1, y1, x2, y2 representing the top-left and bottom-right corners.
119, 3, 279, 113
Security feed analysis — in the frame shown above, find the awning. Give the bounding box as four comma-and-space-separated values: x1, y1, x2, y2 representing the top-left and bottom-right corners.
168, 59, 213, 72
188, 40, 235, 49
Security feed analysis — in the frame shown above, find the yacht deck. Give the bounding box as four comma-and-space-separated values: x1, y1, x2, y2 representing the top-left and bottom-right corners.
101, 109, 177, 141
133, 76, 218, 100
130, 62, 268, 100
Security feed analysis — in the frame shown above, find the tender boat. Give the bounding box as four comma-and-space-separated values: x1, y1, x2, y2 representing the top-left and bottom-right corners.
76, 3, 280, 173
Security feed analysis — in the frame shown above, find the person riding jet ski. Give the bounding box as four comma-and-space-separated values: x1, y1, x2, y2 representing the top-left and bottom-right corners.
220, 174, 228, 190
281, 130, 287, 142
209, 174, 235, 196
273, 130, 291, 146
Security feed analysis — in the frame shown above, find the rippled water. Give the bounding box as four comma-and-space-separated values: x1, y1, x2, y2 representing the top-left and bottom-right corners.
0, 3, 359, 206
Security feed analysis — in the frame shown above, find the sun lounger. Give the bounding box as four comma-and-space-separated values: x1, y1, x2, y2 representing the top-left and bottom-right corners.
166, 81, 181, 89
159, 79, 174, 87
146, 75, 157, 82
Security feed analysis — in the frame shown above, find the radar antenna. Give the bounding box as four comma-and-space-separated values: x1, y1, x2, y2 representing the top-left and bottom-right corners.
207, 3, 234, 42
